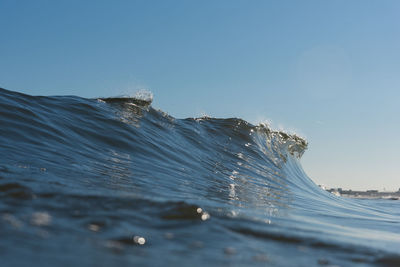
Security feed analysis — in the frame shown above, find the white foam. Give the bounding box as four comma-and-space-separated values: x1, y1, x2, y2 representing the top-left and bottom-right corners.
133, 89, 153, 103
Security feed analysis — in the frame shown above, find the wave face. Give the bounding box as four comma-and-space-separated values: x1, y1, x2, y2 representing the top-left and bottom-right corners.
0, 88, 399, 266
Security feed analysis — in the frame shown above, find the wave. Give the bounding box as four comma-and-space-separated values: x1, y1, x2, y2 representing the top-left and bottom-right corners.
0, 87, 399, 266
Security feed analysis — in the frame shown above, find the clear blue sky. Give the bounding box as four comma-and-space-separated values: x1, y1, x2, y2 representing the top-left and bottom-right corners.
1, 0, 399, 191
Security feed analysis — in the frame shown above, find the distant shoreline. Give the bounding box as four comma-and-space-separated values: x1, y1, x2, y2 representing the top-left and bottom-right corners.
322, 187, 400, 200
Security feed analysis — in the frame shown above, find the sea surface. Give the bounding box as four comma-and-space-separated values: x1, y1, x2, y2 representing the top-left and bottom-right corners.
1, 88, 399, 266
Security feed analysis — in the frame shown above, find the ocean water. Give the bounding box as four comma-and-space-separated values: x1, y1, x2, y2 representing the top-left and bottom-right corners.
0, 88, 399, 267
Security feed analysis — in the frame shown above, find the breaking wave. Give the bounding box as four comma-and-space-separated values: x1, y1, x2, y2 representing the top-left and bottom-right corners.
0, 88, 399, 266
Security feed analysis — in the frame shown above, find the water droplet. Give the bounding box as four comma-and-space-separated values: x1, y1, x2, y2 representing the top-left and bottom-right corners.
31, 212, 51, 226
133, 236, 146, 245
88, 224, 100, 232
201, 212, 210, 221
